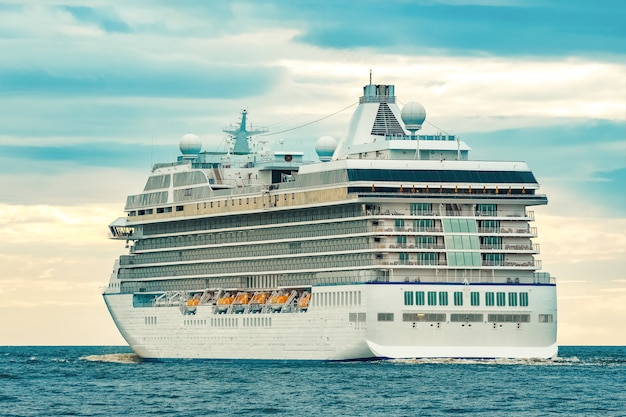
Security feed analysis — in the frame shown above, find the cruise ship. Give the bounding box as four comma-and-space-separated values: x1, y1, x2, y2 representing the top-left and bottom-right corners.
103, 80, 557, 360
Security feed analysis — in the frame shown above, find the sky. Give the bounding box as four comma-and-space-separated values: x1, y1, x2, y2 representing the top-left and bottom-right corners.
0, 0, 624, 347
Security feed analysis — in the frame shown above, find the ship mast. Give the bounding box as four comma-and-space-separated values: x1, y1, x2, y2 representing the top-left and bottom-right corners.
222, 109, 268, 155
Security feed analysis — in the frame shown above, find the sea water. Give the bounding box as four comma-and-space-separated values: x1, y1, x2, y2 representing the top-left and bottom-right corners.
0, 346, 624, 416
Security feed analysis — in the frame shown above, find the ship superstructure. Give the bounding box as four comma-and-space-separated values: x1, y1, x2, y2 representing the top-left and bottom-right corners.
103, 81, 557, 360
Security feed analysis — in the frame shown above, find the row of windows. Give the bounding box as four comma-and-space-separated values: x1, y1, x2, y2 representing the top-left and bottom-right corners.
210, 317, 238, 328
242, 317, 272, 327
141, 205, 363, 236
125, 236, 370, 266
404, 291, 529, 307
136, 219, 368, 251
348, 313, 367, 323
183, 319, 206, 326
132, 192, 301, 216
377, 312, 542, 323
120, 253, 373, 280
311, 291, 362, 308
347, 168, 538, 184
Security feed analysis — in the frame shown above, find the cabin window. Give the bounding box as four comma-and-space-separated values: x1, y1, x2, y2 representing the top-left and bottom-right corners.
486, 292, 495, 306
520, 292, 529, 307
439, 292, 448, 306
428, 291, 437, 306
497, 292, 506, 306
471, 292, 480, 306
538, 314, 553, 323
454, 291, 463, 306
451, 314, 483, 322
415, 291, 425, 306
508, 292, 518, 307
404, 291, 414, 306
477, 204, 497, 216
377, 313, 394, 322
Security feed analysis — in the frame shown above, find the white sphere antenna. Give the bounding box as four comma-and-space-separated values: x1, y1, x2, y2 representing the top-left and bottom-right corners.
180, 133, 202, 160
315, 136, 337, 162
401, 102, 427, 134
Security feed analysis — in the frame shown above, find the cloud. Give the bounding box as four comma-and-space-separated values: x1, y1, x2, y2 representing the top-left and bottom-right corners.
283, 0, 626, 58
59, 5, 131, 34
0, 203, 124, 241
536, 214, 626, 263
0, 0, 624, 346
0, 65, 282, 98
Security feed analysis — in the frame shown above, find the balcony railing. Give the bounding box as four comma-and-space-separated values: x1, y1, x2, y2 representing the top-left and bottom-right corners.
480, 244, 540, 252
482, 260, 541, 268
478, 227, 537, 236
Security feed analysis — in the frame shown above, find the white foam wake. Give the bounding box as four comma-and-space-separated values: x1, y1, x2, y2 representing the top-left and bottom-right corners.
80, 353, 141, 364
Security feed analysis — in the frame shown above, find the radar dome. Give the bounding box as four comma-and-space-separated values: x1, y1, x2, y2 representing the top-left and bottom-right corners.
401, 102, 427, 132
180, 133, 202, 159
315, 136, 337, 162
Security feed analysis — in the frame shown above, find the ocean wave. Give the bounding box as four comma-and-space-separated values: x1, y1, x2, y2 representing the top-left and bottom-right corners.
80, 353, 142, 364
389, 356, 584, 366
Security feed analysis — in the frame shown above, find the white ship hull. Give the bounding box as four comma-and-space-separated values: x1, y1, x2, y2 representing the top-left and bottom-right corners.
103, 283, 557, 360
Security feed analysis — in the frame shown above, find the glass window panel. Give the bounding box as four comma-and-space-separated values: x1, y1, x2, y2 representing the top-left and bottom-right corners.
508, 292, 518, 307
404, 291, 414, 306
439, 292, 448, 306
486, 292, 495, 306
454, 291, 463, 306
416, 291, 425, 305
471, 292, 480, 306
497, 292, 506, 306
428, 291, 437, 305
520, 292, 529, 307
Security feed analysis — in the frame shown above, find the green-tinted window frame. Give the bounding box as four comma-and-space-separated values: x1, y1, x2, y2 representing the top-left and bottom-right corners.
470, 292, 480, 306
428, 291, 437, 306
410, 203, 432, 215
508, 292, 518, 307
416, 291, 425, 306
454, 291, 463, 306
439, 292, 448, 306
477, 204, 497, 216
404, 291, 414, 306
486, 292, 495, 306
497, 292, 506, 306
414, 219, 434, 231
520, 292, 529, 307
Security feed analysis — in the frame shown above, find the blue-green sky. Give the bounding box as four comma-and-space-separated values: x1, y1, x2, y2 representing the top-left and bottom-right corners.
0, 0, 624, 345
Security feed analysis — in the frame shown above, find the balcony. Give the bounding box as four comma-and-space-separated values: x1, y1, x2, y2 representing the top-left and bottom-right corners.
480, 244, 540, 253
478, 227, 537, 237
482, 260, 541, 269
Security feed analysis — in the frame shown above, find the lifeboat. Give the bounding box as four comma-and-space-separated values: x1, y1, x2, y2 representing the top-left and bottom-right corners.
214, 295, 234, 313
298, 293, 311, 310
248, 292, 268, 312
268, 293, 290, 312
231, 292, 251, 313
183, 295, 200, 314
